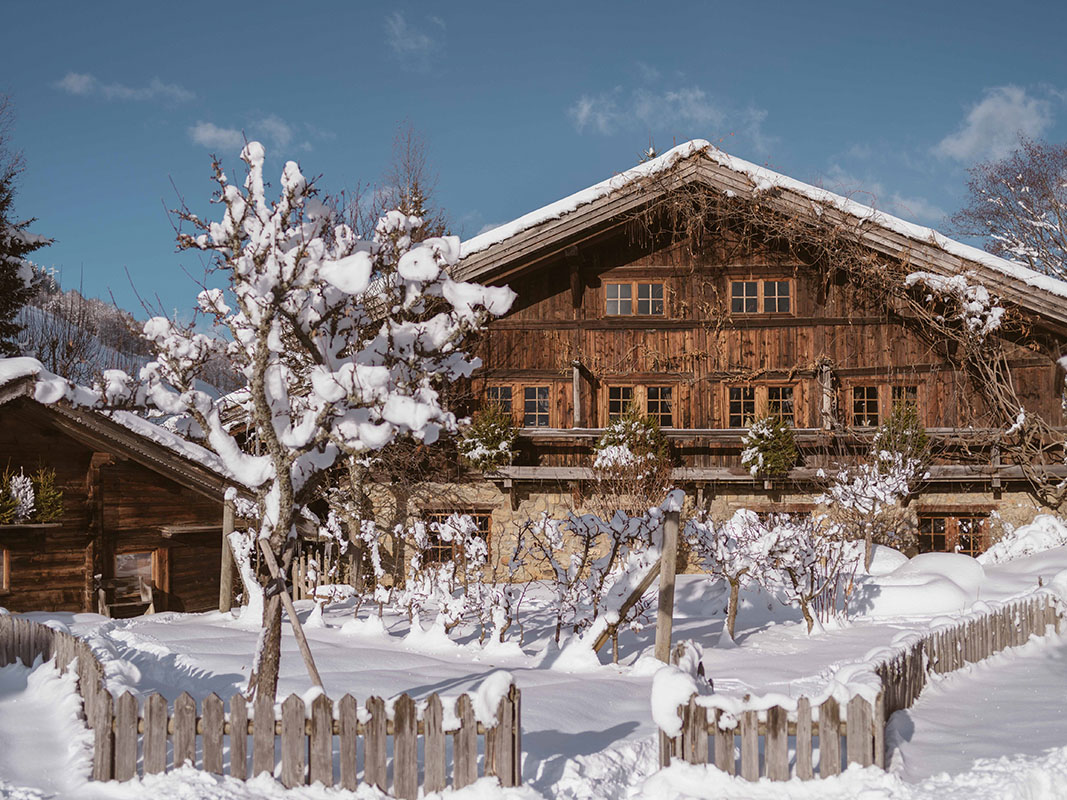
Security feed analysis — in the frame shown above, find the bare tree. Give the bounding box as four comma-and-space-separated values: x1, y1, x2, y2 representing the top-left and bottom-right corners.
952, 136, 1067, 281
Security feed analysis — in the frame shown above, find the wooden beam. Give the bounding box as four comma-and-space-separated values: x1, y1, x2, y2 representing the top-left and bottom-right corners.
654, 510, 680, 663
571, 361, 582, 428
219, 500, 236, 613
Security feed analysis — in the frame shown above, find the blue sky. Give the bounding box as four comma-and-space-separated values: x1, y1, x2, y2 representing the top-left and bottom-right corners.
4, 1, 1067, 316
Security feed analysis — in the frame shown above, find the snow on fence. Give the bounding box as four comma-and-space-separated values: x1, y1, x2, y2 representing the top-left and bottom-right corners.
659, 593, 1061, 781
0, 615, 521, 798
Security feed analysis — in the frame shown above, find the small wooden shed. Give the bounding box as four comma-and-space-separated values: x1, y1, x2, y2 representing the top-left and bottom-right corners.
0, 360, 236, 616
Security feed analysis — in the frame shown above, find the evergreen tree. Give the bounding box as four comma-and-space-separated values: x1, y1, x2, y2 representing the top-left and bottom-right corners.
0, 97, 49, 355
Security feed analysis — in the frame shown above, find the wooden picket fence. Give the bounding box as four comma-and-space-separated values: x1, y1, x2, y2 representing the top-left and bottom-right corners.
661, 593, 1062, 781
0, 614, 522, 797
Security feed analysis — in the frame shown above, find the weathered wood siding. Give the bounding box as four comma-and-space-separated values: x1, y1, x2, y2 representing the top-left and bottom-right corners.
0, 399, 223, 613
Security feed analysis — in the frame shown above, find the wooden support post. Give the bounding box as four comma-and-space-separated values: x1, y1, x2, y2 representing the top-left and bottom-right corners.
258, 539, 324, 689
654, 510, 680, 663
571, 361, 582, 428
219, 500, 236, 613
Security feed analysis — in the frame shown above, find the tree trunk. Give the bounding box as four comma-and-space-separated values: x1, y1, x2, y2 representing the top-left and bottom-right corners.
247, 593, 283, 700
726, 579, 741, 639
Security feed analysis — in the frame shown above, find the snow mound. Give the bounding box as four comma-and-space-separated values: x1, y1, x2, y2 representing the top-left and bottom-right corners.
860, 553, 986, 617
979, 515, 1067, 564
867, 544, 910, 576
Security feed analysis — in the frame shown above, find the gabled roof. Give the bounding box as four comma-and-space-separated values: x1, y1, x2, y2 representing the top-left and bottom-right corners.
457, 140, 1067, 329
0, 357, 241, 500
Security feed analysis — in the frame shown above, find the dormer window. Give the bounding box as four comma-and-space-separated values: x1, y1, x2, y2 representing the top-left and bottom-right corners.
606, 282, 665, 316
730, 279, 792, 314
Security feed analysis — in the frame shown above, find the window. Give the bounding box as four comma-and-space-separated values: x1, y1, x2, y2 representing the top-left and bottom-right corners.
918, 514, 989, 555
767, 386, 794, 425
607, 386, 635, 421
606, 283, 632, 316
423, 511, 492, 564
730, 279, 792, 314
892, 385, 918, 409
918, 517, 946, 553
730, 281, 758, 313
523, 386, 550, 427
853, 386, 880, 427
727, 384, 798, 427
763, 281, 791, 313
647, 386, 673, 428
113, 551, 154, 604
486, 386, 513, 414
728, 386, 756, 428
0, 548, 7, 593
637, 283, 665, 316
606, 282, 665, 316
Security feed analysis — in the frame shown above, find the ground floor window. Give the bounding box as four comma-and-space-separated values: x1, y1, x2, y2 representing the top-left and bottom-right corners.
422, 511, 492, 564
113, 550, 156, 603
918, 514, 988, 555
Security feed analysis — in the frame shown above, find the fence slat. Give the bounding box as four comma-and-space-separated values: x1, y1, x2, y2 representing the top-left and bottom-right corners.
873, 691, 885, 769
684, 697, 708, 766
766, 705, 789, 781
92, 689, 114, 781
203, 693, 224, 776
310, 694, 333, 787
174, 693, 197, 769
394, 694, 418, 800
143, 694, 167, 774
499, 686, 518, 787
819, 698, 840, 777
338, 695, 359, 791
713, 710, 734, 775
846, 696, 872, 767
365, 695, 387, 792
453, 694, 477, 789
230, 695, 248, 780
740, 709, 759, 780
424, 694, 446, 793
114, 692, 138, 781
796, 697, 813, 780
253, 693, 275, 778
280, 694, 306, 789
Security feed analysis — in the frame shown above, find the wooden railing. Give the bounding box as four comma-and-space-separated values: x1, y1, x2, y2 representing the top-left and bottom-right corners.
660, 593, 1062, 781
0, 614, 522, 798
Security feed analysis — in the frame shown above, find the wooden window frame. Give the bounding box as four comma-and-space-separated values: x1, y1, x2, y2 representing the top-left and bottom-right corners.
646, 385, 674, 428
852, 385, 880, 427
422, 510, 492, 565
484, 383, 554, 428
111, 547, 169, 599
891, 384, 919, 411
0, 547, 8, 594
729, 278, 795, 315
724, 383, 801, 428
845, 382, 923, 428
917, 513, 989, 555
604, 281, 666, 317
522, 385, 551, 428
603, 384, 676, 428
486, 385, 513, 415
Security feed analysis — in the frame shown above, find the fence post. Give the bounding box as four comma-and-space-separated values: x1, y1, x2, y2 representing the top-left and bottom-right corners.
252, 693, 275, 777
202, 693, 224, 776
280, 694, 306, 789
114, 692, 138, 781
452, 694, 476, 789
819, 697, 841, 777
393, 694, 418, 800
765, 705, 788, 781
229, 695, 248, 780
309, 694, 333, 788
424, 694, 446, 793
92, 689, 114, 781
654, 509, 680, 663
740, 709, 759, 780
846, 696, 872, 767
686, 696, 708, 766
338, 695, 359, 791
365, 696, 388, 792
796, 697, 813, 779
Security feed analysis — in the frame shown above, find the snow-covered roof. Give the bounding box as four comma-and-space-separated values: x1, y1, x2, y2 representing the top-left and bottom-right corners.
459, 139, 1067, 306
0, 357, 241, 494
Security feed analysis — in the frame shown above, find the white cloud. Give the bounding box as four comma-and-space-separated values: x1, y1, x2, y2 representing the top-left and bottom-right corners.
568, 83, 772, 152
55, 72, 194, 102
385, 12, 440, 70
258, 115, 293, 149
935, 85, 1054, 163
188, 122, 244, 152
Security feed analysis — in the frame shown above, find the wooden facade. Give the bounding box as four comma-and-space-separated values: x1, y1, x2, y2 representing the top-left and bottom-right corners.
442, 143, 1067, 556
0, 376, 231, 615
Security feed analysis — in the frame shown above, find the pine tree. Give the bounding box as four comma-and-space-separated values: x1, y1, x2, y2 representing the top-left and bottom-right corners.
0, 97, 49, 355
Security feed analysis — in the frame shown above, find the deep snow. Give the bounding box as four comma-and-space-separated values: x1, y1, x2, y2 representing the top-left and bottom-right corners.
3, 544, 1067, 798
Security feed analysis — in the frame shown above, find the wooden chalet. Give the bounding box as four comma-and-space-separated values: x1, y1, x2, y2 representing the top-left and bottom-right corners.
404, 141, 1067, 561
0, 360, 237, 616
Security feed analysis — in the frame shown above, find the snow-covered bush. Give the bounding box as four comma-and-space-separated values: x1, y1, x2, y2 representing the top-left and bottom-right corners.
590, 406, 672, 519
819, 402, 929, 566
740, 415, 797, 478
905, 271, 1005, 339
458, 402, 517, 473
978, 514, 1067, 564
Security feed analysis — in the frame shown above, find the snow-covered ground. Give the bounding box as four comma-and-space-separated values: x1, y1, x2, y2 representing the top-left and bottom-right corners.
4, 543, 1067, 799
